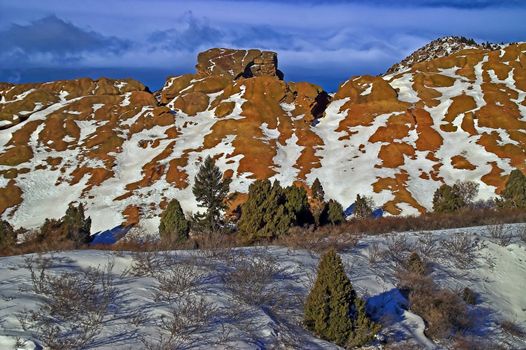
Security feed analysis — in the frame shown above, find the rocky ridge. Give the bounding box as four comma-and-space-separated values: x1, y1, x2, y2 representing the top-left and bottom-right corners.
1, 41, 525, 232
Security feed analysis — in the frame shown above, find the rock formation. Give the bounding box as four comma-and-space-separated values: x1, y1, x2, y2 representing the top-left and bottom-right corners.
1, 41, 525, 231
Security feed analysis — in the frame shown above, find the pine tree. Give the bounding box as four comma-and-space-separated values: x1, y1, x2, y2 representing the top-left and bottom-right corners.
432, 184, 465, 213
322, 199, 345, 225
63, 203, 91, 246
354, 195, 373, 219
312, 178, 325, 202
192, 156, 231, 233
311, 178, 326, 227
304, 249, 354, 345
0, 220, 15, 251
305, 249, 379, 347
159, 199, 190, 243
500, 169, 526, 208
284, 185, 313, 226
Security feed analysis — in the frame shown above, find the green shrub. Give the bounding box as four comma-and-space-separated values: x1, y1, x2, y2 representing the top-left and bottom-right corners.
237, 180, 293, 241
159, 199, 190, 243
354, 195, 374, 219
432, 184, 465, 213
39, 203, 91, 247
500, 169, 526, 208
322, 199, 345, 225
304, 249, 379, 347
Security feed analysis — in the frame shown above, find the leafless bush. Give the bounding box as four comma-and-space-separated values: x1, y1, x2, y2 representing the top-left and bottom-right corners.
415, 232, 441, 262
384, 234, 414, 266
142, 296, 222, 350
222, 249, 287, 308
153, 260, 207, 302
127, 250, 164, 277
520, 226, 526, 244
17, 258, 117, 350
486, 223, 513, 246
367, 241, 384, 265
453, 335, 504, 350
500, 319, 525, 339
397, 272, 473, 340
442, 233, 479, 269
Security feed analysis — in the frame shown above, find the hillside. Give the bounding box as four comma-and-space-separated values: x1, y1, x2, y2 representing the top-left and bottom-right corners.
0, 225, 525, 349
1, 41, 526, 232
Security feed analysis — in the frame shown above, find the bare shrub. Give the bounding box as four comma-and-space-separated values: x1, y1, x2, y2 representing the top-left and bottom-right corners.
453, 335, 504, 350
142, 296, 221, 350
462, 287, 477, 305
222, 249, 287, 308
384, 234, 414, 266
520, 226, 526, 244
17, 258, 117, 350
486, 223, 513, 246
500, 319, 525, 339
278, 226, 361, 253
367, 241, 383, 265
153, 259, 207, 302
442, 233, 479, 269
397, 272, 472, 340
415, 232, 441, 261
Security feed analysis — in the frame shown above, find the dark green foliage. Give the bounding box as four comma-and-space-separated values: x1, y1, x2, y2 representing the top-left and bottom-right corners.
159, 199, 190, 243
432, 184, 465, 213
406, 252, 426, 276
63, 203, 91, 244
500, 169, 526, 208
312, 178, 325, 202
321, 199, 345, 225
284, 185, 312, 226
347, 297, 382, 348
304, 249, 379, 347
39, 203, 91, 247
0, 220, 16, 251
237, 180, 293, 240
192, 156, 231, 233
354, 195, 373, 219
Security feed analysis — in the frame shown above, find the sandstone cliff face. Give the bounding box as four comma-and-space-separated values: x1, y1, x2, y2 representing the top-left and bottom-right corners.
196, 48, 284, 80
1, 42, 525, 232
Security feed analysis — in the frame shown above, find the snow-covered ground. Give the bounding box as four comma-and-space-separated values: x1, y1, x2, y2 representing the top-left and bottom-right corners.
0, 224, 525, 349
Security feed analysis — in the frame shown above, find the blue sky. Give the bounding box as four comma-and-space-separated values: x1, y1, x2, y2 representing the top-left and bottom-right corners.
1, 0, 525, 91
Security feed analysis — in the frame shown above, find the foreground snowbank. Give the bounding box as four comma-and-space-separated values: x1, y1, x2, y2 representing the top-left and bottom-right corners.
0, 224, 525, 349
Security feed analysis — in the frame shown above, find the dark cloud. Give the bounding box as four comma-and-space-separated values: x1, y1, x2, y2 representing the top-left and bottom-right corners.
149, 12, 223, 51
0, 15, 130, 67
217, 0, 525, 9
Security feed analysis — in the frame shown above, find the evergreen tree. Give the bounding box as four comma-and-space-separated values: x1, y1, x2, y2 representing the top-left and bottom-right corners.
311, 178, 326, 227
354, 195, 373, 219
63, 203, 91, 246
304, 249, 354, 345
322, 199, 345, 225
0, 220, 15, 251
432, 184, 465, 213
312, 178, 325, 202
238, 180, 293, 240
304, 249, 379, 347
192, 156, 231, 233
284, 185, 313, 226
159, 199, 190, 243
500, 169, 526, 208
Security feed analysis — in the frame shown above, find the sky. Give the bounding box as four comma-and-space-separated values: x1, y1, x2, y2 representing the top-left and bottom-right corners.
1, 0, 525, 92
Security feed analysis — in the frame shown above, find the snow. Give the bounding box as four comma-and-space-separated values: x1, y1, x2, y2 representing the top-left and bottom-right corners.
0, 225, 524, 349
0, 120, 13, 128
270, 133, 303, 186
120, 92, 132, 107
360, 83, 373, 96
389, 73, 419, 103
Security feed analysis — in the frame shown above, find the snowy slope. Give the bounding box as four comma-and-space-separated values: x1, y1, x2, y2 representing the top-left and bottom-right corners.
0, 225, 525, 349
